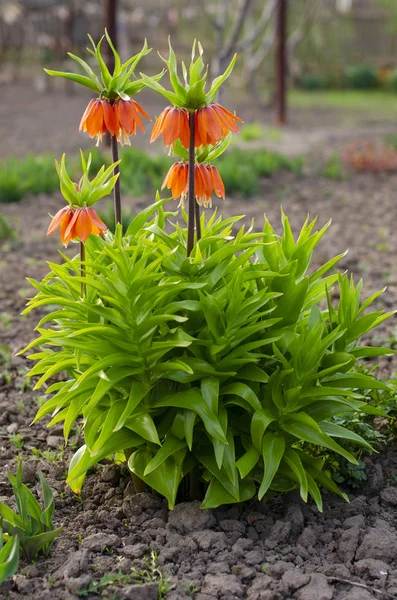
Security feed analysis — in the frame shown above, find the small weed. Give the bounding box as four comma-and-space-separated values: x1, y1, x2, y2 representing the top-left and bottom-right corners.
0, 216, 16, 243
16, 399, 25, 413
321, 153, 344, 180
77, 552, 171, 598
0, 313, 12, 331
9, 433, 24, 449
0, 346, 11, 368
186, 582, 199, 596
31, 447, 64, 463
261, 562, 270, 572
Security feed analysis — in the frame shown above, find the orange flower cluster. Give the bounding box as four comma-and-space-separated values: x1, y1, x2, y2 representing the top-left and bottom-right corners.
80, 98, 150, 145
162, 162, 225, 208
151, 103, 242, 149
47, 205, 107, 246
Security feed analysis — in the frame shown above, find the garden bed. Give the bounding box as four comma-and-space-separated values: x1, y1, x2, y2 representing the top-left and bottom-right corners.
1, 164, 397, 599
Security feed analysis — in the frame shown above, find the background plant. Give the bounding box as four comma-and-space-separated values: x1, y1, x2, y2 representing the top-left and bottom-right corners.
0, 464, 61, 584
22, 201, 395, 510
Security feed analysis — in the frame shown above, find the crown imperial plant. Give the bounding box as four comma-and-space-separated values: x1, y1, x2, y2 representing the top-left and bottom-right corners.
20, 34, 396, 512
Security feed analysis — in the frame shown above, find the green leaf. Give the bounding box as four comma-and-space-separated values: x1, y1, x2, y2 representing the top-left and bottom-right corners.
206, 54, 237, 103
44, 69, 100, 92
129, 448, 186, 509
283, 449, 308, 502
324, 373, 389, 391
221, 383, 261, 412
0, 535, 19, 584
258, 433, 285, 500
236, 446, 260, 479
154, 390, 227, 444
144, 434, 187, 475
251, 409, 277, 451
201, 477, 255, 509
319, 421, 374, 451
281, 412, 358, 464
201, 378, 219, 413
67, 430, 143, 491
125, 413, 161, 445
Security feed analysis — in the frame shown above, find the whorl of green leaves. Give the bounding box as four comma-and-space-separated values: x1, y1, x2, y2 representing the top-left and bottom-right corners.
141, 39, 237, 110
45, 30, 162, 100
0, 464, 62, 569
56, 152, 120, 208
22, 201, 395, 510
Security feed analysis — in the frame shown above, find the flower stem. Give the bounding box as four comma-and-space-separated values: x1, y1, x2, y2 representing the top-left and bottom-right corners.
80, 242, 86, 297
187, 111, 196, 256
111, 135, 122, 225
195, 201, 201, 242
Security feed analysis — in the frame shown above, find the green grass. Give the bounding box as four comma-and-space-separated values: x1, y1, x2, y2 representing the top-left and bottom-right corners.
289, 89, 397, 116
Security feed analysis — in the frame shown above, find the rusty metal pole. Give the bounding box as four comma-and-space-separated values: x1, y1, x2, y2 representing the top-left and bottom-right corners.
104, 0, 118, 73
275, 0, 287, 125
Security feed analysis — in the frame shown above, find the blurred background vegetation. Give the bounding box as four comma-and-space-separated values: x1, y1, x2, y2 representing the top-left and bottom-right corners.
2, 0, 397, 101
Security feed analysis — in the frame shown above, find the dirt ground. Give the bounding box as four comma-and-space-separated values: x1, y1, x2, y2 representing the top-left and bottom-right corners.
2, 82, 397, 599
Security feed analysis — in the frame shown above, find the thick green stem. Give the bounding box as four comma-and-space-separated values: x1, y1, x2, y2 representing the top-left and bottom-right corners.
80, 242, 86, 297
187, 111, 196, 256
111, 135, 122, 225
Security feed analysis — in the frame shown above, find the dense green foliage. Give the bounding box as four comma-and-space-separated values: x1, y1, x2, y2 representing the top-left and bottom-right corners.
0, 147, 304, 204
21, 201, 395, 510
0, 464, 61, 584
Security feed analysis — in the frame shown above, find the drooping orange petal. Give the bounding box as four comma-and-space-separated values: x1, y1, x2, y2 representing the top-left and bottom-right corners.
162, 108, 181, 146
85, 100, 105, 138
161, 163, 178, 191
151, 107, 171, 143
201, 106, 223, 144
64, 207, 80, 240
102, 100, 118, 136
213, 104, 243, 134
74, 208, 92, 243
215, 103, 243, 123
202, 165, 214, 200
194, 112, 204, 148
118, 100, 134, 135
194, 164, 206, 203
128, 101, 144, 133
133, 100, 151, 121
60, 210, 76, 246
86, 207, 108, 233
180, 111, 190, 149
174, 163, 188, 198
209, 165, 225, 198
47, 206, 70, 236
79, 99, 96, 132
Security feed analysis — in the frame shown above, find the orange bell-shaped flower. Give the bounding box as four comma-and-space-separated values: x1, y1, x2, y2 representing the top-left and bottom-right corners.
195, 103, 243, 148
151, 107, 190, 149
47, 206, 107, 247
